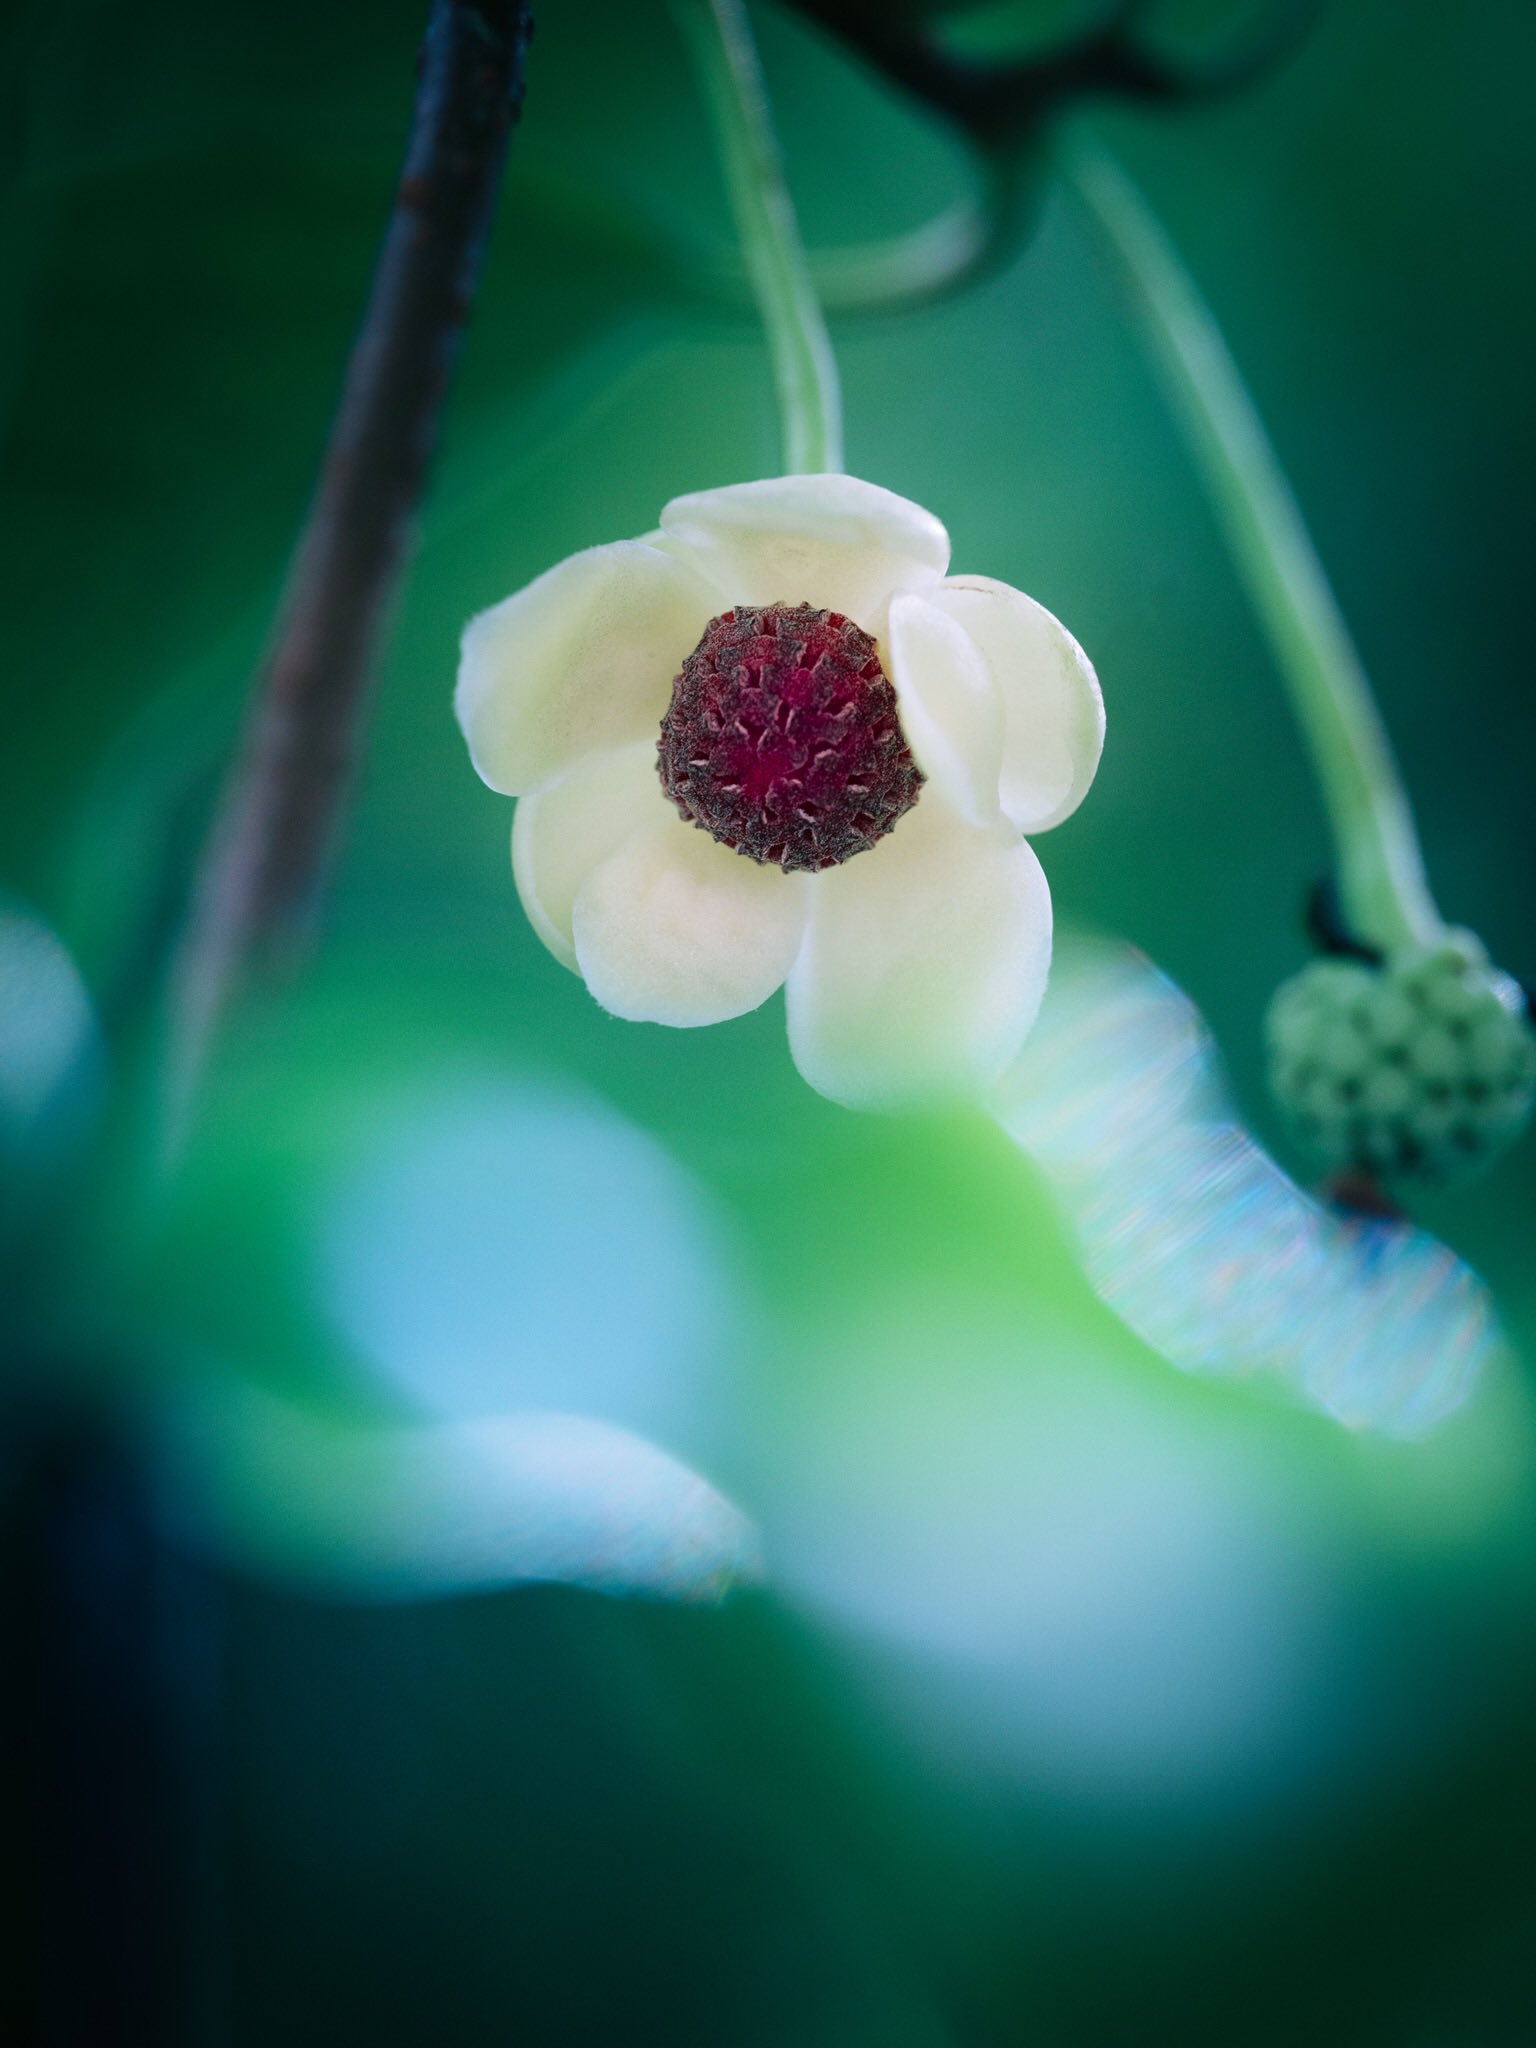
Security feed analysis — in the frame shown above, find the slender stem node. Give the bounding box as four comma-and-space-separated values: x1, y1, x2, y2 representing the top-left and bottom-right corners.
1066, 134, 1444, 956
673, 0, 843, 474
164, 0, 533, 1142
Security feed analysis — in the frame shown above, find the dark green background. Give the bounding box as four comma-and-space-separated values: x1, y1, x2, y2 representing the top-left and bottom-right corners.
5, 0, 1536, 2041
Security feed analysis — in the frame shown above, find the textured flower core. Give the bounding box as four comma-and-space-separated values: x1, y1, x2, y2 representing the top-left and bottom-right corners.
657, 602, 923, 873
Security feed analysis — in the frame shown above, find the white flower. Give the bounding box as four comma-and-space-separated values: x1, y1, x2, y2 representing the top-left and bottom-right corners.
456, 474, 1104, 1110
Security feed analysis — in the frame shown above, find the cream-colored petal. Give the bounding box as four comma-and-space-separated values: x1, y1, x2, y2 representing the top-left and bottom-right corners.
786, 797, 1052, 1111
925, 576, 1104, 833
455, 541, 715, 796
572, 811, 808, 1028
512, 742, 665, 972
886, 591, 1004, 826
659, 474, 949, 628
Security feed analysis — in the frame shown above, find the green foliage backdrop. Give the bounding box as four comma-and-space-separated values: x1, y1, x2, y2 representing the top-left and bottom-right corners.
5, 1, 1536, 2041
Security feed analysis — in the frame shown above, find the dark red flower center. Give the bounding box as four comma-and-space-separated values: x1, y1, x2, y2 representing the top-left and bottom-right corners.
656, 602, 923, 873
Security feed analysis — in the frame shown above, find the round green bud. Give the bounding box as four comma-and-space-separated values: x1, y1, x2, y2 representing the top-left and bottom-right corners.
1264, 936, 1536, 1185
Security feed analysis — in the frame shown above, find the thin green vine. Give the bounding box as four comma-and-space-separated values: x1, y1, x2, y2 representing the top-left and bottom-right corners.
673, 0, 844, 473
1067, 134, 1444, 956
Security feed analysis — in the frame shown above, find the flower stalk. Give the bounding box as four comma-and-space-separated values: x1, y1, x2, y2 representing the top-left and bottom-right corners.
1066, 135, 1444, 956
672, 0, 844, 474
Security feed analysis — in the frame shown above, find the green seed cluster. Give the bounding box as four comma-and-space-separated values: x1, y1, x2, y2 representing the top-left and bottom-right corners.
1266, 938, 1536, 1185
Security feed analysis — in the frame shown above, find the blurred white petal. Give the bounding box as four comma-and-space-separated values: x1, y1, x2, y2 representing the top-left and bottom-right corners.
992, 937, 1215, 1161
995, 936, 1503, 1436
1301, 1219, 1500, 1437
155, 1382, 761, 1605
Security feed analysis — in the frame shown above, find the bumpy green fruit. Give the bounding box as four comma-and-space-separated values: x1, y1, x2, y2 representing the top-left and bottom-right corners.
1266, 936, 1536, 1184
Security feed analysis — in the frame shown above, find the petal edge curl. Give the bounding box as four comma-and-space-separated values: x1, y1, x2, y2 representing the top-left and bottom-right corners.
886, 591, 1005, 826
926, 576, 1104, 834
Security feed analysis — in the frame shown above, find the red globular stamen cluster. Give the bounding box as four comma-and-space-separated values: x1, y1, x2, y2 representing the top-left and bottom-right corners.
656, 602, 923, 873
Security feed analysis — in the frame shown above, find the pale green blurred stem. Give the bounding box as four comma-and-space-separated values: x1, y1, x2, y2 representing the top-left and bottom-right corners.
1066, 136, 1444, 955
673, 0, 844, 474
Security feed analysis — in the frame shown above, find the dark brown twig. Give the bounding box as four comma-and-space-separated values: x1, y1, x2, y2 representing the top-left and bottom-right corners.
166, 0, 533, 1133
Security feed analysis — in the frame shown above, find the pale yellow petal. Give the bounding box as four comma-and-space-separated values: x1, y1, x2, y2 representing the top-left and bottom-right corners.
573, 813, 807, 1027
926, 576, 1104, 833
886, 591, 1004, 826
786, 798, 1052, 1110
456, 541, 715, 795
511, 743, 665, 972
659, 474, 949, 628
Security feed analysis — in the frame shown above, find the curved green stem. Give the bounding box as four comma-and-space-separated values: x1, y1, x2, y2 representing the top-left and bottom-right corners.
672, 0, 843, 473
808, 194, 999, 312
814, 140, 1035, 313
1065, 133, 1444, 955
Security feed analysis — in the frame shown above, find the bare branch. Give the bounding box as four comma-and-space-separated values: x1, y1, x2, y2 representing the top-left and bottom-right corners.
167, 0, 533, 1132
